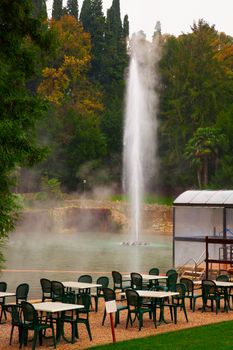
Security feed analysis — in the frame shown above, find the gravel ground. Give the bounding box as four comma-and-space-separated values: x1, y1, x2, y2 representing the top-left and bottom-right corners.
1, 297, 233, 350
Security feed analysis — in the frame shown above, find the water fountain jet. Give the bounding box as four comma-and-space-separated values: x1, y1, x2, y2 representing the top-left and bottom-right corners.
123, 31, 160, 245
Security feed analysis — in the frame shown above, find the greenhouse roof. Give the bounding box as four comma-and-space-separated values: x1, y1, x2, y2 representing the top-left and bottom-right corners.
174, 190, 233, 206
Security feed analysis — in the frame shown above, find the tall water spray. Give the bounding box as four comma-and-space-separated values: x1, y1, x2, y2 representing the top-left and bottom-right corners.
123, 32, 160, 243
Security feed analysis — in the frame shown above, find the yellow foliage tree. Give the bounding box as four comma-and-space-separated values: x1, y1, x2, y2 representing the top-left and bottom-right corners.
38, 15, 103, 112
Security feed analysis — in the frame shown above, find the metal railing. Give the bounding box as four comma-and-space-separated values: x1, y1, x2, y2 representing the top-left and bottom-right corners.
177, 250, 206, 280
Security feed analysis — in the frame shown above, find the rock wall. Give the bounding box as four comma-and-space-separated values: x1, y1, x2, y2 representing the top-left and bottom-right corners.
16, 200, 173, 234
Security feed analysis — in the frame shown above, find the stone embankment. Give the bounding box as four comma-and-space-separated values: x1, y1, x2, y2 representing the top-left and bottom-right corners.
17, 198, 173, 234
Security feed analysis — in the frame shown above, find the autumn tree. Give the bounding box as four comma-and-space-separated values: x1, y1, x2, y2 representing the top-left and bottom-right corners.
37, 15, 106, 190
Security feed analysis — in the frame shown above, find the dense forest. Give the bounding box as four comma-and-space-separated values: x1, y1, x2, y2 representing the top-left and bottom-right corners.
1, 0, 233, 253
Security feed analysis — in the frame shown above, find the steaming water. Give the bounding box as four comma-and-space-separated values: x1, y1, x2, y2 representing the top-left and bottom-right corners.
1, 229, 172, 299
123, 32, 160, 242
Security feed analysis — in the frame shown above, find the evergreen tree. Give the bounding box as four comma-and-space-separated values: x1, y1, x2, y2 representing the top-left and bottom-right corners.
123, 14, 129, 38
65, 0, 79, 19
79, 0, 92, 30
52, 0, 63, 20
32, 0, 47, 18
0, 0, 54, 266
80, 0, 105, 81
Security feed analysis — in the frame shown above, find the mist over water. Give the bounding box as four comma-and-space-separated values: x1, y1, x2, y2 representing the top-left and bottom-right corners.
123, 32, 161, 242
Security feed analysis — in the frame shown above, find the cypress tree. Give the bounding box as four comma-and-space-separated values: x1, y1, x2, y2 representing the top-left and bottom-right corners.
66, 0, 79, 19
123, 14, 129, 38
79, 0, 92, 30
32, 0, 47, 18
52, 0, 63, 20
80, 0, 105, 81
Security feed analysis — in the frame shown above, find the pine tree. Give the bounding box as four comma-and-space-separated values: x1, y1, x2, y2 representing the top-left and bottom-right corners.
66, 0, 79, 19
52, 0, 63, 20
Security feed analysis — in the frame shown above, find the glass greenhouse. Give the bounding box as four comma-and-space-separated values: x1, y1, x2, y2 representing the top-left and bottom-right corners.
173, 190, 233, 269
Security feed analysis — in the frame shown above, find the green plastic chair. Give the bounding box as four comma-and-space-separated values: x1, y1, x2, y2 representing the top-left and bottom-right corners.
51, 281, 65, 302
112, 271, 131, 293
201, 279, 227, 314
78, 275, 92, 294
40, 278, 52, 302
125, 289, 155, 331
102, 287, 128, 327
0, 281, 7, 323
91, 276, 109, 312
21, 301, 56, 350
148, 268, 160, 288
164, 283, 188, 324
6, 304, 23, 345
75, 293, 93, 340
180, 277, 202, 311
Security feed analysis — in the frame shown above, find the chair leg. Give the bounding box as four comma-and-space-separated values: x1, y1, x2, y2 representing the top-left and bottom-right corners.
174, 307, 177, 324
32, 331, 38, 350
102, 308, 106, 326
85, 321, 92, 341
183, 305, 188, 322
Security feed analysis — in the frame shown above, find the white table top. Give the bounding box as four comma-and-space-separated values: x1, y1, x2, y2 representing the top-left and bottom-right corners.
123, 274, 168, 281
62, 281, 102, 289
0, 292, 16, 298
193, 280, 233, 287
33, 302, 84, 313
136, 290, 179, 298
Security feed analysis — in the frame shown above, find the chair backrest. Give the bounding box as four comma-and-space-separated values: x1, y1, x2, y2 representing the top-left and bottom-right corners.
96, 276, 109, 295
76, 293, 92, 312
126, 289, 140, 308
0, 282, 7, 292
166, 269, 177, 276
51, 281, 65, 301
78, 275, 92, 283
167, 272, 178, 291
180, 277, 194, 295
103, 287, 116, 302
216, 274, 229, 282
174, 283, 186, 299
202, 279, 216, 297
40, 278, 52, 293
21, 301, 38, 327
149, 268, 159, 276
16, 283, 29, 304
131, 273, 143, 290
112, 271, 123, 289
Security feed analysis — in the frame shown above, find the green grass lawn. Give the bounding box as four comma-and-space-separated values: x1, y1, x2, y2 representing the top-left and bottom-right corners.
91, 321, 233, 349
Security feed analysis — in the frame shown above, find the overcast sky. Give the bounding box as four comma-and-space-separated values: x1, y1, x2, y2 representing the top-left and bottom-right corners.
47, 0, 233, 40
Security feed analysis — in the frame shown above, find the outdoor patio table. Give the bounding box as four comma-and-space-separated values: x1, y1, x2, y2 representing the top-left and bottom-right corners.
33, 301, 84, 344
136, 290, 179, 326
123, 274, 168, 281
0, 292, 16, 324
62, 281, 102, 292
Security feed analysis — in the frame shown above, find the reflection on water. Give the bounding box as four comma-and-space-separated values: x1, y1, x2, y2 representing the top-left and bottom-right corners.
1, 230, 172, 299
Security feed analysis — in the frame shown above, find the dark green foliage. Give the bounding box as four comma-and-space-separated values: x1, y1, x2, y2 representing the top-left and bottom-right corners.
65, 0, 79, 19
0, 0, 53, 266
80, 0, 106, 81
38, 108, 107, 191
123, 15, 129, 38
158, 20, 233, 191
32, 0, 47, 18
52, 0, 63, 20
